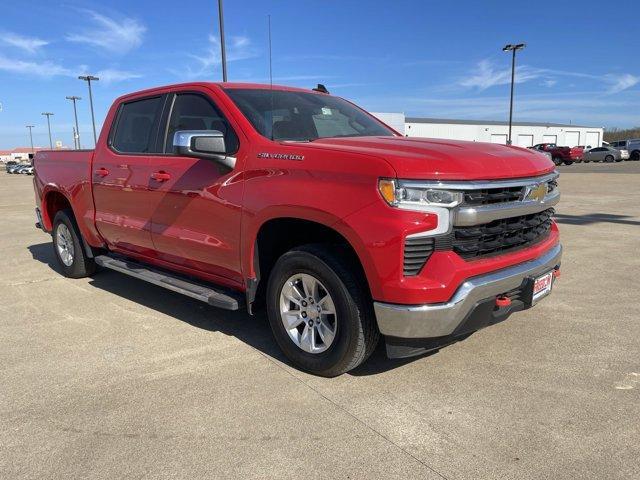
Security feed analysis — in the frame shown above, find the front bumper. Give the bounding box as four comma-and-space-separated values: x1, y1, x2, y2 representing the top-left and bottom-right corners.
374, 243, 562, 339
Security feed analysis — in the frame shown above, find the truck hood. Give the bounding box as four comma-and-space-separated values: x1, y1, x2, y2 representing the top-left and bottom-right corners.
306, 136, 555, 180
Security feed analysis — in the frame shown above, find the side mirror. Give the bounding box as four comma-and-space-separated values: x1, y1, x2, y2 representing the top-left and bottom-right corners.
173, 130, 235, 169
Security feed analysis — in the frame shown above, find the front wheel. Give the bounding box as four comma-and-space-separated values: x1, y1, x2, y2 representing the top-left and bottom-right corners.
605, 155, 614, 163
563, 161, 574, 165
266, 245, 379, 377
52, 209, 96, 278
583, 159, 590, 163
552, 157, 563, 166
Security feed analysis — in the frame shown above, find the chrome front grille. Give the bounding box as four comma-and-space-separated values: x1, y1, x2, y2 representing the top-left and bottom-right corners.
463, 186, 523, 205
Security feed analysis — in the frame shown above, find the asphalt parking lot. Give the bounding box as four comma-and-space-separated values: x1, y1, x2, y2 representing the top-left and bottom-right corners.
1, 164, 639, 480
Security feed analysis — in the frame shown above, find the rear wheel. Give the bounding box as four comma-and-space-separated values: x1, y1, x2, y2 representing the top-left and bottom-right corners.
605, 155, 614, 163
563, 161, 573, 165
266, 244, 379, 377
552, 157, 563, 166
583, 158, 590, 163
52, 209, 96, 278
631, 150, 640, 161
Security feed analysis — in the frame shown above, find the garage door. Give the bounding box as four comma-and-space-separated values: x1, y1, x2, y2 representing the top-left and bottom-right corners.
543, 134, 557, 144
490, 134, 508, 144
517, 134, 534, 147
585, 131, 601, 149
565, 131, 580, 147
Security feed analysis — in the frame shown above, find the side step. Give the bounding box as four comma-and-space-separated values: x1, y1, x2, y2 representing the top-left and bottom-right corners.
94, 255, 244, 311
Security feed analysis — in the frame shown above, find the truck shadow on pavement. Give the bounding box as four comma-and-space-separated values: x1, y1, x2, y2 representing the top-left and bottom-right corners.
27, 242, 428, 376
554, 212, 640, 226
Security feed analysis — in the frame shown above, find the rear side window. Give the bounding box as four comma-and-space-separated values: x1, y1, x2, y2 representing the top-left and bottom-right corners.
111, 97, 163, 153
164, 93, 239, 154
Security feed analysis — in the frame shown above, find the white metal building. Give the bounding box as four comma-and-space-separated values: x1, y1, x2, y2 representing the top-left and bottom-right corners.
372, 112, 604, 148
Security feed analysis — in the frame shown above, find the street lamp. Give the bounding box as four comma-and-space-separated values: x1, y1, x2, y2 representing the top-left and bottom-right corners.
66, 95, 82, 149
41, 112, 54, 149
217, 0, 227, 81
26, 125, 35, 153
502, 43, 526, 145
78, 75, 99, 146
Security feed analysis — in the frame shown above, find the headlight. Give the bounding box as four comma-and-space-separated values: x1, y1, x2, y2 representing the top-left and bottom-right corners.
378, 179, 463, 210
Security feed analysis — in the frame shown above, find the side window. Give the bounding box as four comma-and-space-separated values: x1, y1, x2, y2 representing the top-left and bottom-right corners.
111, 97, 163, 153
165, 93, 239, 154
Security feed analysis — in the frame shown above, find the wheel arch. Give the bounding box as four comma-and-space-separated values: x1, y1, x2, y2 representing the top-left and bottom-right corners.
247, 214, 374, 312
41, 188, 73, 231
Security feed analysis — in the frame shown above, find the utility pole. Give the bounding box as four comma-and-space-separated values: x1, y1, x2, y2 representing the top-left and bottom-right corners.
66, 95, 82, 149
78, 75, 99, 146
502, 43, 526, 145
41, 112, 54, 149
26, 125, 35, 153
217, 0, 228, 81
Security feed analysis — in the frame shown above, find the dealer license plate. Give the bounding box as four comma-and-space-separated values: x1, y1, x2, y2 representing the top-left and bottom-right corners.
532, 271, 554, 304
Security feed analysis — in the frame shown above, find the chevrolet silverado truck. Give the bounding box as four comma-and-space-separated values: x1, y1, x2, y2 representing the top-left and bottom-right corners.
33, 82, 562, 376
530, 143, 583, 165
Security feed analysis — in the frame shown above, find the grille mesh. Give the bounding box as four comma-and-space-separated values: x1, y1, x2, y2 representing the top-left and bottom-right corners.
442, 208, 554, 259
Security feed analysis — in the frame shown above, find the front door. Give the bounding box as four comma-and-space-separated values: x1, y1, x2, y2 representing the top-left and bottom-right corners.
92, 95, 165, 256
147, 91, 245, 285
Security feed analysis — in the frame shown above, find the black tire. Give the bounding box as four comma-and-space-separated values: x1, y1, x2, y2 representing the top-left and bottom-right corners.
631, 150, 640, 161
605, 155, 614, 163
563, 161, 573, 165
583, 159, 590, 163
266, 244, 379, 377
552, 157, 562, 166
52, 209, 96, 278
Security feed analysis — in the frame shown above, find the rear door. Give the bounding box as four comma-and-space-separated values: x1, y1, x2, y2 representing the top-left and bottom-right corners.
92, 95, 167, 255
146, 89, 246, 285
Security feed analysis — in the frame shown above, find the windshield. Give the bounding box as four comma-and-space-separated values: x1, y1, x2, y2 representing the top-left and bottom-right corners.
223, 88, 396, 142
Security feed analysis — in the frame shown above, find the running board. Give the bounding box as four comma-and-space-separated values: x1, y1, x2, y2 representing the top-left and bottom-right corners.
94, 255, 243, 311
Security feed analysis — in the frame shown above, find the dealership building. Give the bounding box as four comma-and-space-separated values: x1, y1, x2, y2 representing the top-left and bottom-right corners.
372, 113, 604, 148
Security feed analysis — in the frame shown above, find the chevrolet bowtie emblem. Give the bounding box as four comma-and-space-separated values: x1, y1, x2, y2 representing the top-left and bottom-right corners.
523, 183, 548, 202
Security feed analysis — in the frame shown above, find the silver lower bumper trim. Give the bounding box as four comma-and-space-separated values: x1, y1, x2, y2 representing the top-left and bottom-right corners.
374, 243, 562, 339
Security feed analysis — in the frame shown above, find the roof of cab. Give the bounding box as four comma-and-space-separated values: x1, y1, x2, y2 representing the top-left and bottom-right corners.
116, 82, 319, 102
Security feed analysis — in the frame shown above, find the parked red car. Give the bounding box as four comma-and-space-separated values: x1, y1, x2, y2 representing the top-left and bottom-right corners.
33, 82, 562, 376
530, 143, 583, 165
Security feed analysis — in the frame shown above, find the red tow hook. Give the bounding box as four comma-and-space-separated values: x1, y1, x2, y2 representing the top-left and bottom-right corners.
553, 268, 561, 279
495, 296, 512, 308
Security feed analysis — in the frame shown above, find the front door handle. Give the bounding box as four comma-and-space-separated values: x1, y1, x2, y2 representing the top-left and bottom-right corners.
94, 167, 109, 177
151, 171, 171, 182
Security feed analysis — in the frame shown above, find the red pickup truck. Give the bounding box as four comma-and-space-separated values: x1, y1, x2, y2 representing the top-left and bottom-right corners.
33, 82, 562, 376
530, 143, 583, 165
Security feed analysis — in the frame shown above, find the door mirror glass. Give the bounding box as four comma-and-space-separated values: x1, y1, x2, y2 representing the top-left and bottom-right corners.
173, 130, 235, 168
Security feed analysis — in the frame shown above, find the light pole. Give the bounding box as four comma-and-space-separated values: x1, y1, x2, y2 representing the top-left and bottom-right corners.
502, 43, 526, 145
66, 95, 82, 149
41, 112, 54, 149
78, 75, 99, 146
217, 0, 227, 81
26, 125, 35, 153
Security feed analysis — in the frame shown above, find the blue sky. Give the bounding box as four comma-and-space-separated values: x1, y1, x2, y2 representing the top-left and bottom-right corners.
1, 0, 639, 149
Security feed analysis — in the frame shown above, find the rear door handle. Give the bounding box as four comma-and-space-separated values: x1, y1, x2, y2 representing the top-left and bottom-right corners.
94, 167, 109, 177
151, 171, 171, 182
